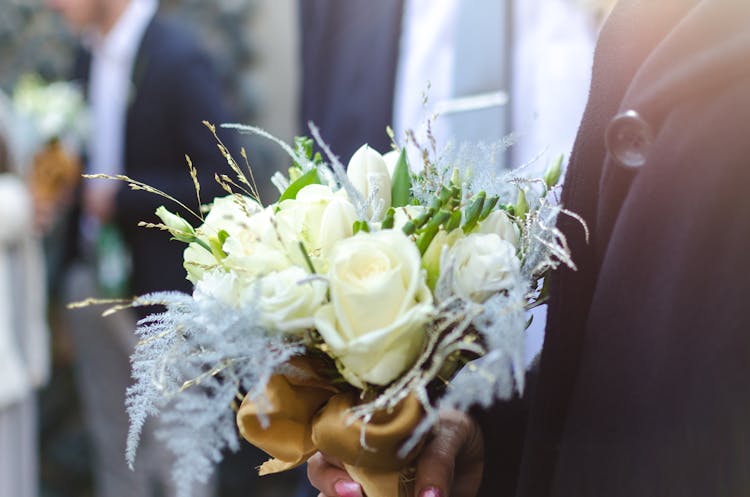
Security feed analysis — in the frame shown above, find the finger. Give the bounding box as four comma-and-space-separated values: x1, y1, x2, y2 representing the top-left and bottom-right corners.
415, 410, 484, 497
307, 453, 364, 497
319, 452, 345, 470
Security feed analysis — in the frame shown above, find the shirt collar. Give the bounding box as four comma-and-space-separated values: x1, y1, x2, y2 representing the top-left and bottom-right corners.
90, 0, 158, 61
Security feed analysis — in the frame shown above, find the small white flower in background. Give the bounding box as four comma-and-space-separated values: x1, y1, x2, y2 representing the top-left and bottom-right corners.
346, 144, 392, 221
254, 266, 327, 335
276, 184, 357, 270
314, 229, 434, 387
448, 233, 521, 303
12, 74, 88, 147
475, 210, 520, 248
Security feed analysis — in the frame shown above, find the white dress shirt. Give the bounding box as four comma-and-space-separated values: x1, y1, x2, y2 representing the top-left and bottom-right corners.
392, 0, 459, 150
81, 0, 156, 246
392, 0, 598, 367
86, 0, 157, 180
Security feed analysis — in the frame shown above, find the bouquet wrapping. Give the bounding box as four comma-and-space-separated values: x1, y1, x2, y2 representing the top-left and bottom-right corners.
87, 123, 579, 497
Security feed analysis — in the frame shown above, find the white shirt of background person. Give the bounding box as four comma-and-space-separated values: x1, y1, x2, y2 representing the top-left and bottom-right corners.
81, 0, 157, 243
392, 0, 598, 368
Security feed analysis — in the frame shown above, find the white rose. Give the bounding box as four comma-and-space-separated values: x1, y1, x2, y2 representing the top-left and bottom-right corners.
476, 210, 520, 247
222, 206, 294, 277
252, 266, 328, 335
314, 230, 435, 387
275, 184, 357, 271
193, 269, 246, 307
184, 195, 264, 283
422, 228, 464, 291
184, 243, 218, 284
347, 144, 392, 221
448, 233, 521, 303
199, 194, 262, 238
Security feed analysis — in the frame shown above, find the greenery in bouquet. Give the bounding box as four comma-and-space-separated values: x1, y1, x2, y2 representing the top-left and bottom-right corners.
82, 122, 580, 497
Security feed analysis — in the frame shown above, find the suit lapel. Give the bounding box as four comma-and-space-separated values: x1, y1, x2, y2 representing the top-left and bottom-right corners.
516, 2, 698, 496
127, 17, 157, 110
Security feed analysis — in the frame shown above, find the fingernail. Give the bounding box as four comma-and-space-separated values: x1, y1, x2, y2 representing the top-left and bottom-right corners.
419, 487, 443, 497
334, 479, 363, 497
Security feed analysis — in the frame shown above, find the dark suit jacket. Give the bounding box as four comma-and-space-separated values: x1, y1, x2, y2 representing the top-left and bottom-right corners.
482, 1, 750, 496
70, 16, 233, 297
298, 0, 403, 161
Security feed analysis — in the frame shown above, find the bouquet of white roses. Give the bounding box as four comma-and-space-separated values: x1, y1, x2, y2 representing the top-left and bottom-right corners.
12, 73, 88, 147
95, 123, 577, 497
12, 73, 87, 203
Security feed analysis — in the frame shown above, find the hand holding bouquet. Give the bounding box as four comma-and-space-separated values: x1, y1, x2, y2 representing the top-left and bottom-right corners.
88, 123, 578, 497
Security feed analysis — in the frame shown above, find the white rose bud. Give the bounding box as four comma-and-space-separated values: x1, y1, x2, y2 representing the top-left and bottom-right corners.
476, 210, 520, 248
347, 144, 392, 221
253, 266, 328, 334
314, 230, 435, 387
448, 233, 521, 303
276, 184, 357, 270
155, 206, 196, 243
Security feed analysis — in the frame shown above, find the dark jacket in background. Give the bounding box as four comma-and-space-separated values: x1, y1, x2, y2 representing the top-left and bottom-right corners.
298, 0, 403, 161
69, 16, 233, 297
482, 1, 750, 495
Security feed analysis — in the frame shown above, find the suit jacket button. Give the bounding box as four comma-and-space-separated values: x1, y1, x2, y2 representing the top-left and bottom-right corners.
605, 110, 653, 168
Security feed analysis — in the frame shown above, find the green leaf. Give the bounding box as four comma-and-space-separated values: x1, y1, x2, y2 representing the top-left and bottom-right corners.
478, 195, 500, 221
208, 237, 227, 260
543, 154, 564, 188
353, 220, 371, 234
446, 210, 462, 231
462, 191, 486, 233
278, 168, 320, 203
417, 210, 451, 254
390, 148, 412, 207
515, 188, 529, 221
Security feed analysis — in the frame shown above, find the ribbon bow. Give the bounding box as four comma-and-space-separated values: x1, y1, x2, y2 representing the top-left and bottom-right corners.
236, 357, 424, 497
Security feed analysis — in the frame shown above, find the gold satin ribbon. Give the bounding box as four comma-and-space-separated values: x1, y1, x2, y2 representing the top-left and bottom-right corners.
236, 357, 424, 497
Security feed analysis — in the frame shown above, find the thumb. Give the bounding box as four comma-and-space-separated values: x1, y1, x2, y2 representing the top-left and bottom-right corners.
414, 410, 484, 497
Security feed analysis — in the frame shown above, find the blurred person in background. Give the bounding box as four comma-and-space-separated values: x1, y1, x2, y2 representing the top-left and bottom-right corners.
0, 90, 51, 497
46, 0, 234, 495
